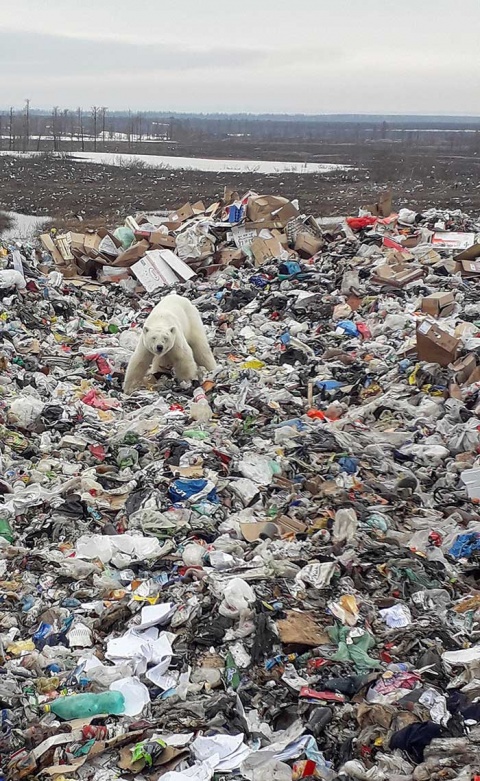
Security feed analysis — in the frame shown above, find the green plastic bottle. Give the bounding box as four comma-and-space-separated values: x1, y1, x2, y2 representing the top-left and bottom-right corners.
0, 518, 14, 544
44, 691, 125, 720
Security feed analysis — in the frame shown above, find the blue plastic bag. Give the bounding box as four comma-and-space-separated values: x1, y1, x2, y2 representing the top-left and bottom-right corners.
169, 479, 218, 504
336, 320, 359, 337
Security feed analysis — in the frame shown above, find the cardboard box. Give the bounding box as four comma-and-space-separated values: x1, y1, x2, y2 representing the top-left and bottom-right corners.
125, 215, 141, 232
84, 231, 102, 258
97, 266, 130, 283
246, 195, 289, 223
83, 229, 121, 261
39, 234, 64, 265
131, 249, 196, 292
455, 242, 480, 261
223, 185, 239, 204
421, 292, 455, 318
275, 201, 300, 226
216, 248, 244, 266
62, 264, 81, 278
294, 232, 323, 257
416, 320, 459, 366
432, 232, 476, 250
271, 229, 289, 248
450, 354, 478, 385
68, 232, 87, 253
363, 190, 393, 218
170, 201, 205, 223
231, 224, 261, 250
114, 240, 149, 267
55, 234, 74, 261
251, 237, 283, 266
75, 255, 96, 276
460, 259, 480, 276
149, 232, 177, 249
433, 258, 463, 275
372, 263, 424, 287
137, 215, 182, 232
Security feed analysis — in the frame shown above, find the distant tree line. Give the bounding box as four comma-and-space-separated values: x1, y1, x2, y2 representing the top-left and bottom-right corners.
0, 101, 479, 153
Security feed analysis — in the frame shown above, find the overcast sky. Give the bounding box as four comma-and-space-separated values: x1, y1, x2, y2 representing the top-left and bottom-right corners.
0, 0, 479, 115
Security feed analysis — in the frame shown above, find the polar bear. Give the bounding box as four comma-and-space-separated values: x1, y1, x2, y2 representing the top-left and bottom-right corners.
123, 294, 216, 394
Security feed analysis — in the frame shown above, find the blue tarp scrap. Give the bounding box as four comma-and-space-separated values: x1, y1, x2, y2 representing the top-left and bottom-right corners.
449, 532, 480, 559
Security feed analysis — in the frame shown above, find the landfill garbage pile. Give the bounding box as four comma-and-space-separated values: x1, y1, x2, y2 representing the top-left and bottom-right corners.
1, 190, 480, 781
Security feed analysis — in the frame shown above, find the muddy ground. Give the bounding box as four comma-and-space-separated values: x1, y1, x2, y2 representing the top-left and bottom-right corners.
0, 139, 478, 231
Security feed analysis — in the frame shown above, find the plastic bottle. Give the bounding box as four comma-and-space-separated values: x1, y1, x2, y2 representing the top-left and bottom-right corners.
44, 691, 125, 720
0, 518, 13, 544
189, 387, 213, 422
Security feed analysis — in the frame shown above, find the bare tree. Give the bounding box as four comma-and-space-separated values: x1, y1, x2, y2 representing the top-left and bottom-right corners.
23, 98, 30, 152
127, 109, 133, 150
136, 112, 144, 142
9, 107, 14, 151
91, 106, 99, 151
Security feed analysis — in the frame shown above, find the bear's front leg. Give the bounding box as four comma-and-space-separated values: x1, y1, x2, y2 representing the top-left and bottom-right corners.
171, 344, 198, 383
123, 342, 153, 394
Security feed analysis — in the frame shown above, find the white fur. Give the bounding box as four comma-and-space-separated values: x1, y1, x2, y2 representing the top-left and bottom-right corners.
123, 294, 216, 394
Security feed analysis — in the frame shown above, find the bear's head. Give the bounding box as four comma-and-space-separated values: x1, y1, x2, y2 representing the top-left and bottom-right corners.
143, 323, 176, 356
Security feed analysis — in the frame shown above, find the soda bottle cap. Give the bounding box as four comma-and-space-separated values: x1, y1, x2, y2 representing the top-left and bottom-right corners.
43, 704, 51, 713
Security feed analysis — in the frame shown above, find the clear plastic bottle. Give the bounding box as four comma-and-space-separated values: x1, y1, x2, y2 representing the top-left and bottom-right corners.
189, 387, 213, 422
43, 691, 125, 720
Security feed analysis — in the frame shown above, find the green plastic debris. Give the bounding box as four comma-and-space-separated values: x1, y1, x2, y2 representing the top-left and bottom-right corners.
328, 623, 381, 672
225, 651, 240, 690
131, 739, 167, 767
113, 226, 135, 249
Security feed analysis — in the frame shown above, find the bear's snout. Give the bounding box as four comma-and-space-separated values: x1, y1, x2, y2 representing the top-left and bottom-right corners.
156, 344, 164, 353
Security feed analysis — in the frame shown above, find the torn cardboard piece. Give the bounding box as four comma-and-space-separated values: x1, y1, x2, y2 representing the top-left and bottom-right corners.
40, 233, 65, 265
169, 201, 205, 223
372, 263, 424, 287
277, 610, 329, 647
432, 232, 476, 250
251, 237, 283, 266
363, 191, 393, 218
114, 239, 150, 267
240, 516, 307, 542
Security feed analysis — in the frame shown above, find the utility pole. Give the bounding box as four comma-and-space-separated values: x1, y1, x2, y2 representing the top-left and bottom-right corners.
101, 106, 108, 147
91, 106, 98, 152
52, 106, 59, 151
77, 107, 85, 151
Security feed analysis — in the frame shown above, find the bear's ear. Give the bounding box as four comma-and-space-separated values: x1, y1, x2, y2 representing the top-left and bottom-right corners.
169, 326, 175, 334
144, 326, 149, 333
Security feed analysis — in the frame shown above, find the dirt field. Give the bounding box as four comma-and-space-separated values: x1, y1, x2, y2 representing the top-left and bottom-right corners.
0, 139, 478, 231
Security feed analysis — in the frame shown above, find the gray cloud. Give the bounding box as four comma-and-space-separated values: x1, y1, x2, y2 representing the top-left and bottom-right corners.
0, 0, 479, 114
0, 30, 265, 77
